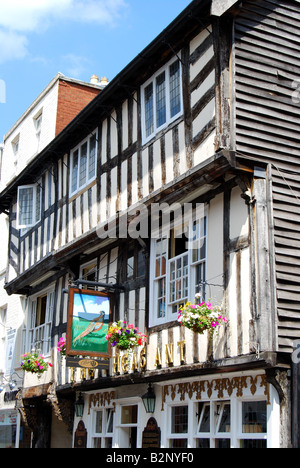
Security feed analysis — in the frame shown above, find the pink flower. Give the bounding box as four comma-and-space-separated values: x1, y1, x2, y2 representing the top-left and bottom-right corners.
211, 322, 219, 328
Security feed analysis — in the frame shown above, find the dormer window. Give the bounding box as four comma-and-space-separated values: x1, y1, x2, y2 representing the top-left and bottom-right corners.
141, 57, 183, 144
34, 111, 43, 151
17, 184, 41, 229
12, 135, 20, 157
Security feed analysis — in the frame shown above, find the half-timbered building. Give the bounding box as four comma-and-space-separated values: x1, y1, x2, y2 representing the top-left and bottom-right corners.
0, 0, 300, 448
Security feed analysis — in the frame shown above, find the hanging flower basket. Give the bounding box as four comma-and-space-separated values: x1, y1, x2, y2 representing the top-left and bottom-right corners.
21, 351, 53, 377
57, 336, 67, 357
178, 296, 228, 336
105, 321, 147, 352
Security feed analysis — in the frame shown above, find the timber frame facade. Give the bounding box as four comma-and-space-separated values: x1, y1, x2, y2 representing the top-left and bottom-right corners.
0, 0, 300, 449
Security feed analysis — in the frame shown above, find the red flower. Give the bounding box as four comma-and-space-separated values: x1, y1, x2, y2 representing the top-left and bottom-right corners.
49, 363, 53, 367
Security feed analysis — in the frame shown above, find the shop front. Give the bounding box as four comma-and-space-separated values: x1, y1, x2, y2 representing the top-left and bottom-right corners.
74, 370, 280, 449
0, 407, 31, 449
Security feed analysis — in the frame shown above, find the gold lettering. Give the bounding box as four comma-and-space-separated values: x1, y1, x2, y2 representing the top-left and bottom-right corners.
112, 354, 120, 374
155, 347, 162, 367
121, 354, 128, 373
131, 352, 138, 372
165, 343, 174, 366
140, 347, 147, 369
177, 340, 186, 363
70, 367, 76, 382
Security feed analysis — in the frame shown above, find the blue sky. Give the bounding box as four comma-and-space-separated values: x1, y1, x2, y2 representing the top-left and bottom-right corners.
0, 0, 192, 141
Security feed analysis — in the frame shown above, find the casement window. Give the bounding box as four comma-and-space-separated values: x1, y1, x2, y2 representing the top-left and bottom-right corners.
17, 184, 41, 229
12, 134, 20, 159
165, 399, 268, 449
141, 57, 183, 144
34, 111, 43, 151
26, 291, 54, 356
126, 244, 145, 281
70, 131, 97, 196
169, 405, 189, 448
149, 215, 207, 327
79, 261, 98, 290
91, 408, 114, 448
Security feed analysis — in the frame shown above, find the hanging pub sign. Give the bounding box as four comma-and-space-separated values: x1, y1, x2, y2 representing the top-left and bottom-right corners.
66, 289, 112, 358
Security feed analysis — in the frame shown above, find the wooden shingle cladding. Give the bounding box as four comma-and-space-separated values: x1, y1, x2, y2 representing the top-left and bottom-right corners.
233, 0, 300, 352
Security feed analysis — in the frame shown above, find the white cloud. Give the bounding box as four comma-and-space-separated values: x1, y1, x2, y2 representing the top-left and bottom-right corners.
0, 0, 128, 63
61, 0, 128, 25
62, 54, 91, 79
0, 29, 28, 64
0, 0, 127, 31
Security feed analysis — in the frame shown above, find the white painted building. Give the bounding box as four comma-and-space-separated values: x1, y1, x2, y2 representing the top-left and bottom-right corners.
0, 74, 103, 448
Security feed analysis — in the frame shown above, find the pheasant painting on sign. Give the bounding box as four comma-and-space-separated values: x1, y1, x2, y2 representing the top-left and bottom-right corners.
67, 289, 112, 358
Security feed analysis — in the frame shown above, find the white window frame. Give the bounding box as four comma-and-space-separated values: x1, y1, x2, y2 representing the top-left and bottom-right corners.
11, 134, 20, 161
34, 110, 43, 151
141, 55, 183, 144
115, 399, 142, 448
162, 381, 280, 449
17, 184, 41, 229
24, 290, 54, 357
69, 130, 98, 197
167, 403, 190, 448
90, 407, 115, 448
149, 212, 207, 327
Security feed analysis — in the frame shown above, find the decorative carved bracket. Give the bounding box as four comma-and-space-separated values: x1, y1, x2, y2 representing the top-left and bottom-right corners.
47, 382, 75, 434
161, 374, 270, 410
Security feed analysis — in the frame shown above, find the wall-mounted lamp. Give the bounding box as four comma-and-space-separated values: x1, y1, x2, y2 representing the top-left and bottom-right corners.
0, 375, 20, 393
74, 393, 85, 418
9, 381, 17, 391
142, 384, 156, 414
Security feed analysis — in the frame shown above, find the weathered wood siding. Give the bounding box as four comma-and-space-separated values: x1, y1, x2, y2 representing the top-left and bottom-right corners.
234, 0, 300, 352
